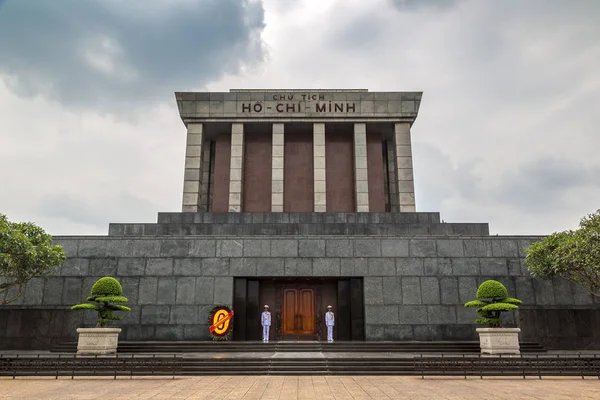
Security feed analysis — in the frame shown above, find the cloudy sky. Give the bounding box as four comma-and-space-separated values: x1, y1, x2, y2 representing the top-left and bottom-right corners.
0, 0, 598, 236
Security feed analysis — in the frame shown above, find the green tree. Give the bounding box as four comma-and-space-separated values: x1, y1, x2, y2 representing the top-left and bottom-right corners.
72, 277, 131, 327
464, 280, 522, 328
0, 214, 66, 304
525, 210, 600, 298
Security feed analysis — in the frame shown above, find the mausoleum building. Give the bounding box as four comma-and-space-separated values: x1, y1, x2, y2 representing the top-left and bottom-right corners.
1, 89, 598, 349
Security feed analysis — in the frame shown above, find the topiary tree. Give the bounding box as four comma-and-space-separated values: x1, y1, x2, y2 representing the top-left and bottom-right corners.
464, 280, 522, 328
71, 277, 131, 327
525, 210, 600, 298
0, 214, 66, 304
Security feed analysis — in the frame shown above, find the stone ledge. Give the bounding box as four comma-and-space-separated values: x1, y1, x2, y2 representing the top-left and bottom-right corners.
54, 234, 547, 240
156, 212, 441, 224
108, 222, 490, 237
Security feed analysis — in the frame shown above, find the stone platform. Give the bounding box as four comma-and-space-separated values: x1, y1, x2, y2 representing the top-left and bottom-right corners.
1, 212, 599, 351
108, 212, 489, 236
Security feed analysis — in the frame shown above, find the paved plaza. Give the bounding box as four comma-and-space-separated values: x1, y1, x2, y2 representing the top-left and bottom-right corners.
1, 375, 599, 400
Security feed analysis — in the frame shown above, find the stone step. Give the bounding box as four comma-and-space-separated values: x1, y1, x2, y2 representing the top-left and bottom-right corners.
51, 340, 546, 353
108, 222, 489, 237
13, 352, 591, 377
156, 212, 442, 225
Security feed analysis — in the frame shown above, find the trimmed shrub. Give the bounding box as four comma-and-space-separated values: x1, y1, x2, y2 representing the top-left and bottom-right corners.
91, 277, 123, 296
72, 277, 131, 327
476, 280, 508, 299
464, 280, 522, 328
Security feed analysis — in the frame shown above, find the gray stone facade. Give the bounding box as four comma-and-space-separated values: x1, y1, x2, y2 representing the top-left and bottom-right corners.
176, 90, 422, 121
2, 212, 598, 349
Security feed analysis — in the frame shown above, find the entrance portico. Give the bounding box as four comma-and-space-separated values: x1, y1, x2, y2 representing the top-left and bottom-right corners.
232, 277, 364, 342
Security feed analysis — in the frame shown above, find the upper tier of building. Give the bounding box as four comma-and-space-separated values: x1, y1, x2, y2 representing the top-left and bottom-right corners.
175, 89, 423, 124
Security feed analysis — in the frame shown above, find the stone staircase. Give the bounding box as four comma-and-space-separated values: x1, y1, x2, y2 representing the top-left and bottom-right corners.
177, 358, 423, 375
51, 340, 546, 354
46, 340, 549, 376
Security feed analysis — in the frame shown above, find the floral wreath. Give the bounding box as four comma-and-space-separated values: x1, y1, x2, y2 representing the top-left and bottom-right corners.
208, 305, 234, 341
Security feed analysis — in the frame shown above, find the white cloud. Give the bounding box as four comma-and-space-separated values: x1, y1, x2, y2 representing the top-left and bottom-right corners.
81, 36, 139, 82
207, 0, 600, 234
0, 79, 184, 235
1, 0, 599, 236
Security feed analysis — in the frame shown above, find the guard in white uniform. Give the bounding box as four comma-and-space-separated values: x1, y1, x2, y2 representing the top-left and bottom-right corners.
325, 305, 335, 342
261, 305, 271, 342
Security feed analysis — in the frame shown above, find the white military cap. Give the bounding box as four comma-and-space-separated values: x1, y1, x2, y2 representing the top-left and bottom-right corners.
264, 305, 269, 308
327, 305, 332, 308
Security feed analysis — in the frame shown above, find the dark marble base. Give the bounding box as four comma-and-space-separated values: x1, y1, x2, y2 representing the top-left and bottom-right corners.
519, 307, 600, 350
2, 211, 596, 351
0, 308, 81, 350
3, 306, 599, 350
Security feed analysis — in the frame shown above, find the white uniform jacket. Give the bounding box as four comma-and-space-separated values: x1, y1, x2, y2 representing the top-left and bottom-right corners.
325, 311, 335, 326
261, 311, 271, 326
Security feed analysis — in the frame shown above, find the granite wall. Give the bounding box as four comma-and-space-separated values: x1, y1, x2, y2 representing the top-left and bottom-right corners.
1, 212, 598, 350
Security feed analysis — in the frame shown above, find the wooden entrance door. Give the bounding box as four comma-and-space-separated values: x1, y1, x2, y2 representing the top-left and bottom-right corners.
282, 288, 315, 338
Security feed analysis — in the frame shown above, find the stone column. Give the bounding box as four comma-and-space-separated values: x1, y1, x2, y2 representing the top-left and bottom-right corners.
271, 123, 284, 212
393, 122, 416, 212
386, 138, 398, 212
199, 143, 211, 212
182, 123, 204, 212
313, 123, 326, 212
228, 123, 244, 212
353, 123, 369, 212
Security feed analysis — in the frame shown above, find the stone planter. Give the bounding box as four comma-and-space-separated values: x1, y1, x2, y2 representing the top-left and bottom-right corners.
476, 327, 521, 355
76, 328, 121, 355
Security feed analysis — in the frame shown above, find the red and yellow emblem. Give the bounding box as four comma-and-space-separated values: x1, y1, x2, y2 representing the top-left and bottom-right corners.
209, 307, 234, 337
